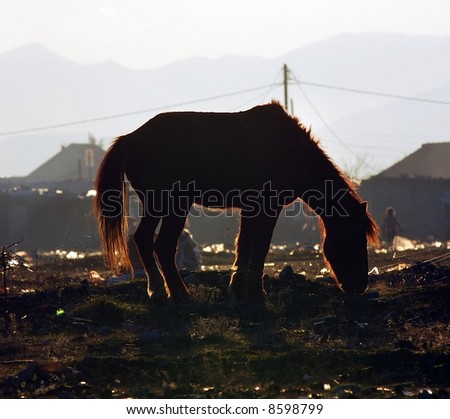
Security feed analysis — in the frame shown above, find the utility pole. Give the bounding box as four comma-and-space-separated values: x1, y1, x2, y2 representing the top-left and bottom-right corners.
283, 64, 289, 112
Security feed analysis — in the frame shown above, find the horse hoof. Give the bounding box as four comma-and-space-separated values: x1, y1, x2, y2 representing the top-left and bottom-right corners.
148, 289, 170, 306
149, 294, 170, 306
245, 291, 267, 305
169, 289, 190, 305
228, 285, 266, 305
228, 283, 245, 304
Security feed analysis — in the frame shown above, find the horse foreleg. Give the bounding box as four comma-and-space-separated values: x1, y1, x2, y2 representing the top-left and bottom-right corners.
134, 216, 168, 304
247, 213, 279, 274
154, 212, 189, 303
229, 214, 258, 303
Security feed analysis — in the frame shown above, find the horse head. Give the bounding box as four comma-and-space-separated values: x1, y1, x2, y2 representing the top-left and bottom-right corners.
323, 202, 377, 294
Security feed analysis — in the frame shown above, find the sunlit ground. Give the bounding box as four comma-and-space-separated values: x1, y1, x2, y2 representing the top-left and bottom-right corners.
1, 242, 449, 398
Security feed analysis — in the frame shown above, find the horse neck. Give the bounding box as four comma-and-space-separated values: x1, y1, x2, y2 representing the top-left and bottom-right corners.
297, 147, 361, 231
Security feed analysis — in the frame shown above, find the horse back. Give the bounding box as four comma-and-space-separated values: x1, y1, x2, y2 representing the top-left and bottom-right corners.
124, 103, 306, 192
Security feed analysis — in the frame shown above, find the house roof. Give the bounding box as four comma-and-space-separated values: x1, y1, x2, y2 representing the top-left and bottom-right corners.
26, 143, 105, 183
377, 142, 450, 179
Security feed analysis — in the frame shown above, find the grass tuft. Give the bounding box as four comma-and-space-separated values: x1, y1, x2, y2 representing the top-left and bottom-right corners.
72, 296, 132, 325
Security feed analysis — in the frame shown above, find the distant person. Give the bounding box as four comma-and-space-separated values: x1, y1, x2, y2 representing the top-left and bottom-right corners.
108, 224, 201, 283
176, 228, 202, 271
128, 221, 202, 271
382, 206, 401, 249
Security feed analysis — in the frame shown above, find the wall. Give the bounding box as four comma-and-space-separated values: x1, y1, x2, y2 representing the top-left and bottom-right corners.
359, 177, 450, 240
0, 194, 99, 252
0, 194, 321, 254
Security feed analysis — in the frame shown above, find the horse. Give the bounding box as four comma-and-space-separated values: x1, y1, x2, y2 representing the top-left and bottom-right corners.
94, 101, 379, 304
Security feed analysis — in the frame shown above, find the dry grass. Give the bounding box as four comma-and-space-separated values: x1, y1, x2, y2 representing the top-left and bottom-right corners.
1, 247, 449, 398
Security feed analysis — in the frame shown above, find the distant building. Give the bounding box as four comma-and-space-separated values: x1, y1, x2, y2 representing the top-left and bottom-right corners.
1, 143, 105, 195
360, 142, 450, 240
24, 143, 105, 195
0, 143, 104, 251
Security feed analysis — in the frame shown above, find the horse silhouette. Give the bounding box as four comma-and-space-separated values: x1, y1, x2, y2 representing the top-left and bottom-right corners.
94, 101, 378, 304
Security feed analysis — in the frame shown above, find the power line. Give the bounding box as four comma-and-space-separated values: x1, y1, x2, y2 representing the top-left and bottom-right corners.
293, 80, 450, 106
261, 67, 284, 104
289, 69, 381, 176
229, 68, 283, 111
2, 68, 450, 138
290, 72, 356, 154
0, 83, 281, 137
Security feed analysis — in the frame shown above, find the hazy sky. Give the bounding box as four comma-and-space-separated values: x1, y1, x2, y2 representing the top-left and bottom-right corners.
1, 0, 450, 69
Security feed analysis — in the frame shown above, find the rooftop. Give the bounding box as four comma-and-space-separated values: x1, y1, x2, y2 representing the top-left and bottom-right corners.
26, 143, 105, 183
377, 142, 450, 179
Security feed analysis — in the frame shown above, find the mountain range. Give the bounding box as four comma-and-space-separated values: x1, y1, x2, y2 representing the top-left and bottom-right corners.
1, 32, 450, 178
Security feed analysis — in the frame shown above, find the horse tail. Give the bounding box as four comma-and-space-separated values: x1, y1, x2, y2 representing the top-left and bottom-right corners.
94, 136, 132, 274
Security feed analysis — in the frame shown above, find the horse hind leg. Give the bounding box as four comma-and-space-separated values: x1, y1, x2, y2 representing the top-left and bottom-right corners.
154, 212, 190, 303
133, 216, 168, 304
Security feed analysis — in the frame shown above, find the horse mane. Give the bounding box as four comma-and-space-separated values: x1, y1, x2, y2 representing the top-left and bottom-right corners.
267, 101, 379, 247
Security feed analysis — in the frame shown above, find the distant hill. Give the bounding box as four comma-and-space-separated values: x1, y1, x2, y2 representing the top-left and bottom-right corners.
1, 33, 450, 177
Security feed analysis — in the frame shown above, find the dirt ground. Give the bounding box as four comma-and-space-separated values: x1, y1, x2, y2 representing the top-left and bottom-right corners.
1, 244, 449, 399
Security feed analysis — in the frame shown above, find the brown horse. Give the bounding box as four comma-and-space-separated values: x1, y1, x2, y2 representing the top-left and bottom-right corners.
94, 101, 378, 304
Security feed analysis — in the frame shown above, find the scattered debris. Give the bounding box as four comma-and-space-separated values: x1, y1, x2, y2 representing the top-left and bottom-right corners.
1, 360, 84, 398
89, 270, 105, 283
0, 247, 449, 398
